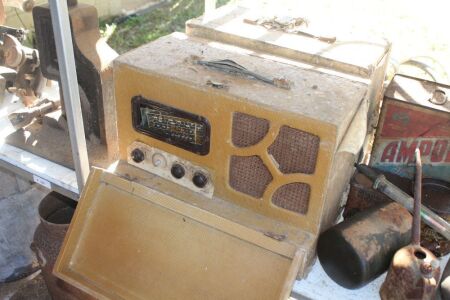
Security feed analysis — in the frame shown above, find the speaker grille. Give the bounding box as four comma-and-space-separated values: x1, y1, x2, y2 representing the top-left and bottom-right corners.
229, 155, 273, 198
232, 112, 269, 147
268, 126, 320, 174
272, 183, 310, 214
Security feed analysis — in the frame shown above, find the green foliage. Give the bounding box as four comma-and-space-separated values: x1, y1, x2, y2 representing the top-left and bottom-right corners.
100, 0, 231, 54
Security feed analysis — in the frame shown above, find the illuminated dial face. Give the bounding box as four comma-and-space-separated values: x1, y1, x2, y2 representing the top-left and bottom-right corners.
132, 96, 210, 155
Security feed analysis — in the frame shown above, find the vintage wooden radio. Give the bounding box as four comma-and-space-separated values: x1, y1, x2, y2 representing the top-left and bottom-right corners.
53, 30, 374, 299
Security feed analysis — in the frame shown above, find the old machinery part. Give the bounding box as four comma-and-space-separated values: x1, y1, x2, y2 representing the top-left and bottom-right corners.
33, 1, 118, 150
441, 260, 450, 300
380, 149, 440, 300
0, 26, 26, 42
1, 34, 45, 106
0, 66, 17, 100
0, 66, 17, 83
3, 33, 24, 68
356, 164, 450, 240
8, 98, 61, 129
317, 201, 412, 289
12, 49, 45, 106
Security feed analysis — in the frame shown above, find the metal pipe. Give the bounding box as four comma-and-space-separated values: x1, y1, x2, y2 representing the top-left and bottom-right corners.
48, 0, 89, 192
413, 149, 422, 245
356, 164, 450, 240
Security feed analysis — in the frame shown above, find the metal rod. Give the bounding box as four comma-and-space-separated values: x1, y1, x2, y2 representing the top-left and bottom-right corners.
356, 164, 450, 240
48, 0, 89, 192
413, 149, 422, 245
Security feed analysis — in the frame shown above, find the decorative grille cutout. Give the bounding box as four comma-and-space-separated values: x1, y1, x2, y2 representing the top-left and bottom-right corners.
272, 183, 311, 214
229, 155, 273, 198
232, 112, 269, 148
268, 126, 320, 174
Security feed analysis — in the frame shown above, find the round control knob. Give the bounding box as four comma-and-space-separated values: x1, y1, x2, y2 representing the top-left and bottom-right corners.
171, 163, 185, 179
193, 172, 208, 188
131, 148, 145, 163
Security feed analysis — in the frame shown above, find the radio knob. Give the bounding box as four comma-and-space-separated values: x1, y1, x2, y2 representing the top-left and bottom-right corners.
131, 148, 145, 163
171, 164, 185, 179
193, 172, 208, 188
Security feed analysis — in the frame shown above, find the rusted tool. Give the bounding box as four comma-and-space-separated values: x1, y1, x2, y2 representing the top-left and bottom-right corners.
380, 149, 441, 300
317, 201, 412, 289
356, 163, 450, 240
8, 98, 61, 129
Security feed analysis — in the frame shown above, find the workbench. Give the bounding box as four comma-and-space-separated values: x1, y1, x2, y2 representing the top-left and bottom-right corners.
0, 90, 78, 200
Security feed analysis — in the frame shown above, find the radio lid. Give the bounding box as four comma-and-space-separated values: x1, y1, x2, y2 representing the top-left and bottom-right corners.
54, 165, 316, 299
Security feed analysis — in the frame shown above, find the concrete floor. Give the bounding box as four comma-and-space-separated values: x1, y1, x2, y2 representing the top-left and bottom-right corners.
0, 167, 50, 299
0, 271, 50, 300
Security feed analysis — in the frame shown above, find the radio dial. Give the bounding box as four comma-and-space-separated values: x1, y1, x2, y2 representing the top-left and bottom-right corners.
193, 172, 208, 188
171, 164, 185, 179
131, 148, 145, 163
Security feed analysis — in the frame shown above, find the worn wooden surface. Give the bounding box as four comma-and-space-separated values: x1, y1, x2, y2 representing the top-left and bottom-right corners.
116, 32, 367, 144
187, 5, 390, 78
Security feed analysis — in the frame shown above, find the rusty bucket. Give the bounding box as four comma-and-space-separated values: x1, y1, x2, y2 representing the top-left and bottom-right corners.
31, 191, 89, 300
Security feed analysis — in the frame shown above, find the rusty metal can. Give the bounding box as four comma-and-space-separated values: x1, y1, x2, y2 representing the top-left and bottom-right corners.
379, 148, 441, 300
317, 201, 412, 289
380, 245, 440, 300
31, 192, 91, 300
